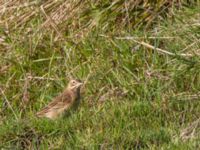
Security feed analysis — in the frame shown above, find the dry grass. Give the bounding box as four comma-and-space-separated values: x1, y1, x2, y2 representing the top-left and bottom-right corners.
0, 0, 200, 149
0, 0, 196, 41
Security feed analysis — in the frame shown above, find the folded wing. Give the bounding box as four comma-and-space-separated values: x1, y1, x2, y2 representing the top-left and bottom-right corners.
36, 91, 73, 119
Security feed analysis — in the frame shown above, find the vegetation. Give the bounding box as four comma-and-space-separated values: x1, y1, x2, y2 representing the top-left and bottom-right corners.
0, 0, 200, 149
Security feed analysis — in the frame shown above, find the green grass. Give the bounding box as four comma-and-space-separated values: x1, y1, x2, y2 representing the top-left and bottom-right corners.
0, 3, 200, 150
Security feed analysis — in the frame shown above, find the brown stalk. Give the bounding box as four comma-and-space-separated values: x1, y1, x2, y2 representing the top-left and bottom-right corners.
180, 118, 200, 141
131, 39, 193, 57
22, 74, 31, 108
40, 5, 64, 40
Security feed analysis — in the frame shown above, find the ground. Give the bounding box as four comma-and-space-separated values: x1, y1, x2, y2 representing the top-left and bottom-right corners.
0, 2, 200, 149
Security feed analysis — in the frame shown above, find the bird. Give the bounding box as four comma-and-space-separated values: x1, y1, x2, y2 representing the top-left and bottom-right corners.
36, 79, 83, 119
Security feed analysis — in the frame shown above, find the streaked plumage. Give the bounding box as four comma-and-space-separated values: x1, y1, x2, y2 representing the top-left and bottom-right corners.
36, 79, 83, 119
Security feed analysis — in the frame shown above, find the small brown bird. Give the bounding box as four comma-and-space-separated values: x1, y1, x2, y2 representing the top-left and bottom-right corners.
36, 79, 83, 119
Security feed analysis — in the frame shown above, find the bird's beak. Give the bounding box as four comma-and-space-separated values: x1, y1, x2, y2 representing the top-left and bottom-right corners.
76, 82, 83, 88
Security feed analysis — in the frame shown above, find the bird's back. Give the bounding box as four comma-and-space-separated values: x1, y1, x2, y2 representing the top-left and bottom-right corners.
36, 90, 74, 119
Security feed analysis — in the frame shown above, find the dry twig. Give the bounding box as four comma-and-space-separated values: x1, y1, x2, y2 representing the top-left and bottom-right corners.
131, 40, 193, 57
0, 87, 18, 120
180, 118, 200, 141
22, 74, 31, 108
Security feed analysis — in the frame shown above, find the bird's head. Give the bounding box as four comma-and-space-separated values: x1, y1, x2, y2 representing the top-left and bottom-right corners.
67, 79, 83, 91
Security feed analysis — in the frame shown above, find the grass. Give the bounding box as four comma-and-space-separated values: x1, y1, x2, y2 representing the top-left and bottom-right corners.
0, 1, 200, 149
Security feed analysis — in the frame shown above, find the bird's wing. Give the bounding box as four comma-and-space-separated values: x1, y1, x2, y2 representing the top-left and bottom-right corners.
37, 92, 73, 117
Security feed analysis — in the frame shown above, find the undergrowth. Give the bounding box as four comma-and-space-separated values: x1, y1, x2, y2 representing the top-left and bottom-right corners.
0, 1, 200, 149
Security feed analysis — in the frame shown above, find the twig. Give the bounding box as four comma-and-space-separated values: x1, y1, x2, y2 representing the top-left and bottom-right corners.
131, 40, 193, 57
180, 42, 198, 53
0, 88, 18, 120
20, 76, 57, 81
40, 6, 64, 40
116, 36, 175, 39
100, 34, 175, 39
180, 118, 200, 141
0, 1, 38, 11
100, 35, 194, 57
22, 74, 31, 107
